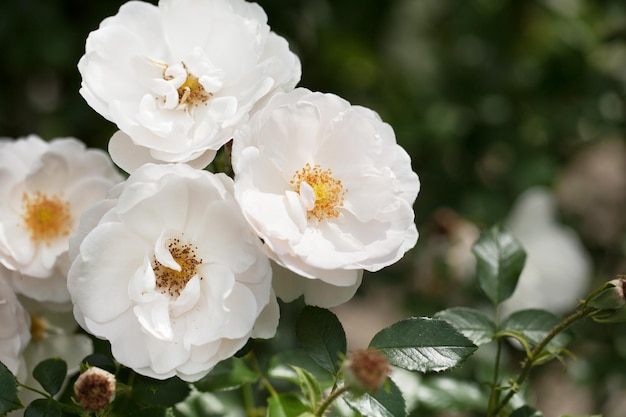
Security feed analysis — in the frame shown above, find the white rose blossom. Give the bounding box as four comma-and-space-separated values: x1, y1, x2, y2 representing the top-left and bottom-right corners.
0, 277, 30, 381
232, 88, 420, 307
78, 0, 301, 172
68, 163, 278, 381
0, 136, 123, 305
10, 302, 93, 415
501, 187, 592, 316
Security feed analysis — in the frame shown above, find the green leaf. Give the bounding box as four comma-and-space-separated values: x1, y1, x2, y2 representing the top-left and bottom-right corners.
131, 375, 191, 407
369, 317, 477, 373
32, 358, 67, 396
0, 361, 22, 415
501, 309, 572, 350
472, 225, 526, 306
510, 405, 544, 417
81, 353, 117, 374
414, 377, 486, 412
293, 366, 322, 408
24, 398, 62, 417
172, 391, 225, 417
433, 307, 496, 346
296, 306, 346, 375
266, 393, 312, 417
344, 378, 406, 417
193, 357, 259, 392
267, 350, 334, 389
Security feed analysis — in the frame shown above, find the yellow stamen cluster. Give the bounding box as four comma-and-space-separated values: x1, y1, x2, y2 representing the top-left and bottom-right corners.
290, 163, 346, 221
163, 62, 213, 106
153, 238, 202, 298
20, 192, 73, 245
30, 315, 49, 342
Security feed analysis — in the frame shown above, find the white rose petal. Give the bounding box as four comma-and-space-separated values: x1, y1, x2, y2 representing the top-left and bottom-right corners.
79, 0, 301, 172
0, 276, 30, 380
0, 136, 123, 305
232, 88, 420, 307
501, 187, 592, 316
68, 163, 276, 381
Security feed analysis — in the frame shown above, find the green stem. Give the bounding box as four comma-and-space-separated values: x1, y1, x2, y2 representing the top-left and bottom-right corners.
242, 382, 257, 417
17, 382, 50, 399
487, 339, 503, 415
315, 385, 351, 417
491, 306, 596, 416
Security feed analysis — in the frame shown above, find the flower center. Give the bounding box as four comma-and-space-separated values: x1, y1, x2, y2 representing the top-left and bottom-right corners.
30, 314, 49, 342
291, 163, 346, 221
164, 62, 213, 107
153, 238, 202, 298
20, 192, 73, 245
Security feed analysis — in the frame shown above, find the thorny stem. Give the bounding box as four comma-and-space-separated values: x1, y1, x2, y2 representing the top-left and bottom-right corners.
487, 305, 503, 413
314, 384, 351, 417
487, 339, 503, 413
490, 306, 597, 416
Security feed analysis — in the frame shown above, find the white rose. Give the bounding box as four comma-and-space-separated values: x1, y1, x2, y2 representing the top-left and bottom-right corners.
0, 136, 123, 305
501, 187, 592, 316
232, 88, 420, 307
78, 0, 301, 172
0, 276, 30, 380
68, 163, 277, 381
11, 303, 94, 414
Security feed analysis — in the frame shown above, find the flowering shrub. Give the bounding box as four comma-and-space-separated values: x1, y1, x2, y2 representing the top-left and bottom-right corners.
0, 1, 624, 417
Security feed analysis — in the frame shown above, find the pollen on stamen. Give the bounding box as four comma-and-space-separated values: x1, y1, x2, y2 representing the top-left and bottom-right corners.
153, 237, 202, 298
290, 163, 347, 221
160, 61, 213, 107
30, 314, 49, 343
20, 192, 73, 245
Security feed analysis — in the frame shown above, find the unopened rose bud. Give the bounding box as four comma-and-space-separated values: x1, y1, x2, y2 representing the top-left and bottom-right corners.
74, 367, 116, 412
586, 277, 626, 323
343, 348, 391, 395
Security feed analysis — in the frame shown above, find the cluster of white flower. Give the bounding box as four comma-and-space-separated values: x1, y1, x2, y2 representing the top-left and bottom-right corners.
1, 0, 419, 385
0, 135, 120, 407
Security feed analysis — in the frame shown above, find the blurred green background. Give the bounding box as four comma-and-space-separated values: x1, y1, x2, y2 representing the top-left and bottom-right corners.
2, 0, 626, 415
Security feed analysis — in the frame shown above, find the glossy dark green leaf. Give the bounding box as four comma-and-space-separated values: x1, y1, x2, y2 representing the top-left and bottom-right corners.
344, 378, 406, 417
510, 405, 544, 417
81, 353, 117, 374
434, 307, 496, 346
131, 374, 191, 407
193, 357, 259, 392
369, 317, 477, 372
296, 306, 346, 375
501, 309, 571, 349
0, 361, 22, 415
266, 393, 312, 417
24, 399, 62, 417
472, 225, 526, 306
32, 358, 67, 396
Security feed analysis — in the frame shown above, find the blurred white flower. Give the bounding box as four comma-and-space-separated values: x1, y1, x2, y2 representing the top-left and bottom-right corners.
0, 135, 123, 305
0, 277, 30, 380
232, 88, 419, 307
12, 306, 94, 414
78, 0, 301, 172
68, 163, 277, 381
501, 187, 592, 316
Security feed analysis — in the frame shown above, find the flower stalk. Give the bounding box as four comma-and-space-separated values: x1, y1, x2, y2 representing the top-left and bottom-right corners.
490, 305, 597, 416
